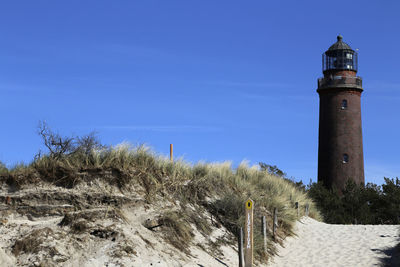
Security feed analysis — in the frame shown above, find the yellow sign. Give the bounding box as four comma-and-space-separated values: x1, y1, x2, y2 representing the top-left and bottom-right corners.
245, 199, 253, 210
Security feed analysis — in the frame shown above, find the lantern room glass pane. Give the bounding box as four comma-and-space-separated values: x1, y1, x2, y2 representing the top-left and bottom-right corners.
323, 51, 358, 72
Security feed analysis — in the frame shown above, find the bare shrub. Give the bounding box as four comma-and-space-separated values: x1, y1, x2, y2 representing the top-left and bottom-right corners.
75, 132, 106, 156
37, 121, 105, 159
38, 121, 75, 159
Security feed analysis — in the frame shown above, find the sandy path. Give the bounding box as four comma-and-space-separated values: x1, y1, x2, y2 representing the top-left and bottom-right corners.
269, 217, 400, 267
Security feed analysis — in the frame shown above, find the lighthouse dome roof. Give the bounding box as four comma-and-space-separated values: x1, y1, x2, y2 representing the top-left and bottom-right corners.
328, 35, 353, 51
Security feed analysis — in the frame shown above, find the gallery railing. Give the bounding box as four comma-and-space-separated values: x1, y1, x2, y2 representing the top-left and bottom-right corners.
318, 76, 362, 89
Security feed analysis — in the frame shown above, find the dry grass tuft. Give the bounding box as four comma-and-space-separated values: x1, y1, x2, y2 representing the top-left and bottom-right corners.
159, 210, 194, 253
12, 228, 55, 256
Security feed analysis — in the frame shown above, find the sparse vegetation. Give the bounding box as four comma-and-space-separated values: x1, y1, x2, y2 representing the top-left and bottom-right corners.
0, 161, 7, 174
259, 162, 286, 177
259, 162, 307, 192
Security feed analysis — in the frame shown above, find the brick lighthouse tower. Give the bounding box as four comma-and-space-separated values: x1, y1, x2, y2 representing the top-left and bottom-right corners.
317, 35, 365, 191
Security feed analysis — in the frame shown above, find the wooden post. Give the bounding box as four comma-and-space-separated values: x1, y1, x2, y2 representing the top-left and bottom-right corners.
244, 199, 254, 267
262, 216, 267, 254
295, 202, 299, 218
238, 227, 244, 267
5, 196, 11, 205
273, 208, 278, 240
170, 144, 173, 161
305, 203, 309, 217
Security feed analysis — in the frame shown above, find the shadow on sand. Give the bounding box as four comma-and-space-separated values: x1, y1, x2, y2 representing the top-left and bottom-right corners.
376, 241, 400, 267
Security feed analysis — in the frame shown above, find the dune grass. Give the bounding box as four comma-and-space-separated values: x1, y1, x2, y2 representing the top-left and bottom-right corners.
0, 144, 321, 263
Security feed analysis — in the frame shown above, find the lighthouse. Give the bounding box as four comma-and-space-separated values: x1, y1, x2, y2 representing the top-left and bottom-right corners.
317, 35, 365, 192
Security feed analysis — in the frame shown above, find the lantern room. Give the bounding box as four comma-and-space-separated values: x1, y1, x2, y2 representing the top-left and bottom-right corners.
322, 35, 358, 74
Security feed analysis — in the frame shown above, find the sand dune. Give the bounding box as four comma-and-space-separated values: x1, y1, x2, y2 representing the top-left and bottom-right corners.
269, 217, 400, 267
1, 212, 399, 266
1, 182, 399, 267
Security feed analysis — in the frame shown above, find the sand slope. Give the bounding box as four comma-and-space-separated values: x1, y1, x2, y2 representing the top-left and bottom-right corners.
269, 217, 400, 267
0, 182, 239, 267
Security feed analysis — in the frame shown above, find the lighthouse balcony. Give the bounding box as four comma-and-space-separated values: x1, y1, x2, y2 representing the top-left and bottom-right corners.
318, 75, 362, 90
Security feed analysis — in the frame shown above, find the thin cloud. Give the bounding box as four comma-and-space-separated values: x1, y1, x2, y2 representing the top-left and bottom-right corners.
0, 83, 37, 93
367, 81, 400, 92
206, 80, 292, 88
98, 43, 175, 59
238, 92, 279, 100
0, 82, 80, 96
364, 162, 400, 184
95, 125, 222, 133
239, 92, 311, 100
204, 80, 303, 100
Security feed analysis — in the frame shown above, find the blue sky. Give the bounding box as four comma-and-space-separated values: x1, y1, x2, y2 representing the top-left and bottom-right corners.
1, 1, 399, 186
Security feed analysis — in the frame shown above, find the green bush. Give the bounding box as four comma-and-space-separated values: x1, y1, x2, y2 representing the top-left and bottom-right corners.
308, 178, 400, 224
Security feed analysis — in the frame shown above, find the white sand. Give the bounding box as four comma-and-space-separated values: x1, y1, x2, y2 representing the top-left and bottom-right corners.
0, 247, 15, 267
269, 217, 400, 267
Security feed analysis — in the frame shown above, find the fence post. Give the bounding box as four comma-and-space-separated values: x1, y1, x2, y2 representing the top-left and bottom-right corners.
273, 208, 278, 240
170, 144, 173, 161
262, 216, 267, 254
244, 199, 254, 267
295, 202, 299, 218
238, 227, 244, 267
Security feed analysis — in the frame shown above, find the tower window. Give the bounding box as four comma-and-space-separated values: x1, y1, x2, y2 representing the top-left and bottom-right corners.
343, 154, 349, 163
341, 99, 348, 110
346, 53, 353, 59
